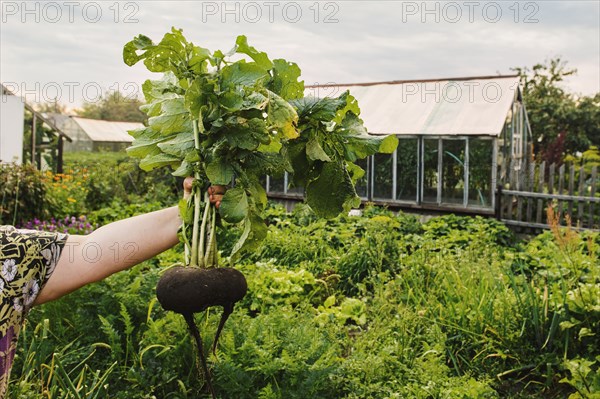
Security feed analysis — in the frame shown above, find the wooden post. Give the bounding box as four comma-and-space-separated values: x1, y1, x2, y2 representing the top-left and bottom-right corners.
548, 163, 555, 194
547, 163, 556, 226
31, 114, 37, 167
526, 162, 535, 226
536, 162, 545, 224
57, 135, 64, 174
437, 138, 442, 205
558, 164, 565, 223
495, 184, 503, 220
577, 166, 585, 226
590, 166, 598, 229
568, 164, 575, 223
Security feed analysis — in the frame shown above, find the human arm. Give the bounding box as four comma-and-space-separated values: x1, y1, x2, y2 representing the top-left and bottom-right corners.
33, 180, 225, 305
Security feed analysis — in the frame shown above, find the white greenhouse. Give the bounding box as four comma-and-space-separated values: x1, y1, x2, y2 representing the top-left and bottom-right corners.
267, 75, 531, 214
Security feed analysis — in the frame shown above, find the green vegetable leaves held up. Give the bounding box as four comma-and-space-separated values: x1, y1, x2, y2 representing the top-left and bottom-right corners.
289, 92, 398, 217
124, 28, 398, 261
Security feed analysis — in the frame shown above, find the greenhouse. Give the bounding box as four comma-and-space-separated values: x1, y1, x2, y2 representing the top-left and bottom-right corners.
267, 75, 531, 214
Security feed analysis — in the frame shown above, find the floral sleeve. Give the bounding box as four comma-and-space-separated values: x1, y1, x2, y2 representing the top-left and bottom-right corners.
0, 225, 68, 396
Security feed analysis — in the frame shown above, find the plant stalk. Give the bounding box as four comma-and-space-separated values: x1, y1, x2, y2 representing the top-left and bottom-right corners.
198, 192, 211, 267
204, 206, 218, 267
188, 91, 202, 266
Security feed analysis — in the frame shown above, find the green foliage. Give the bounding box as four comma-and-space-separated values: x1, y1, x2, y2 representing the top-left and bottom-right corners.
11, 210, 599, 398
76, 91, 147, 123
422, 214, 514, 248
0, 163, 46, 225
238, 260, 324, 312
513, 58, 600, 159
123, 28, 398, 260
39, 152, 181, 223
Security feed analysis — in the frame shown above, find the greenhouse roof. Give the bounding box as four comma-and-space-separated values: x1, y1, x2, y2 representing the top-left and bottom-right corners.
72, 117, 142, 142
306, 75, 521, 136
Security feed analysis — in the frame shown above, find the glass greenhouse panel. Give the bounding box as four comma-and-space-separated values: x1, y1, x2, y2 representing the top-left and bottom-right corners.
423, 139, 439, 203
442, 139, 465, 205
286, 172, 303, 194
373, 153, 393, 199
354, 157, 368, 199
396, 138, 418, 201
268, 175, 285, 193
469, 139, 494, 207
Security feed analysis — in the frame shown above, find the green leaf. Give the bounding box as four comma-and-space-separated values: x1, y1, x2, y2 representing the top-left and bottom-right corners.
346, 162, 365, 184
127, 134, 168, 159
267, 91, 299, 139
143, 28, 187, 75
241, 91, 269, 111
287, 141, 311, 187
172, 160, 194, 177
148, 98, 192, 136
269, 59, 304, 100
219, 187, 249, 223
306, 161, 360, 218
178, 198, 194, 225
306, 138, 331, 162
219, 91, 244, 111
333, 92, 361, 124
221, 61, 270, 87
234, 35, 273, 70
230, 211, 268, 256
244, 151, 291, 177
184, 77, 218, 119
230, 216, 251, 257
188, 45, 212, 74
205, 159, 234, 185
221, 117, 269, 151
257, 138, 282, 154
324, 295, 336, 308
157, 132, 195, 157
291, 94, 348, 121
139, 153, 180, 171
123, 34, 153, 66
339, 113, 398, 161
142, 72, 180, 103
247, 179, 268, 209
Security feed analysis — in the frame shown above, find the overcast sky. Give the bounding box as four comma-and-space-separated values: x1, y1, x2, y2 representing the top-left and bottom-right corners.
1, 0, 598, 108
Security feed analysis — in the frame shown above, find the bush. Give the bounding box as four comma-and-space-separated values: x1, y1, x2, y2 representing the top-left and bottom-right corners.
0, 163, 47, 225
10, 205, 599, 398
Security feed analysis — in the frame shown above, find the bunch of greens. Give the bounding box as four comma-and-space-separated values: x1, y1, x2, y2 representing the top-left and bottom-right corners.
124, 28, 397, 266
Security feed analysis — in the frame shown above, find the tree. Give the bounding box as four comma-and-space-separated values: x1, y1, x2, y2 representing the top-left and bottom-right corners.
35, 100, 69, 115
76, 91, 147, 123
512, 58, 600, 163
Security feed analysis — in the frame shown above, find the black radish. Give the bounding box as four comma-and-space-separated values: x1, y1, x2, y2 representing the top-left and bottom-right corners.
156, 266, 247, 398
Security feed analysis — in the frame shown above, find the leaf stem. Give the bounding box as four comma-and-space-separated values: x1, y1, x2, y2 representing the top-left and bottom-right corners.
212, 206, 218, 266
188, 81, 203, 267
190, 188, 201, 266
204, 206, 218, 267
198, 192, 211, 267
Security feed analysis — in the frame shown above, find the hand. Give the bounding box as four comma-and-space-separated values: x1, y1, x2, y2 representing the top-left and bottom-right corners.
208, 185, 226, 209
183, 177, 194, 200
182, 177, 226, 209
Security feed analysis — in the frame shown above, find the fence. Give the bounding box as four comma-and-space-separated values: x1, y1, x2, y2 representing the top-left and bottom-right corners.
496, 162, 599, 231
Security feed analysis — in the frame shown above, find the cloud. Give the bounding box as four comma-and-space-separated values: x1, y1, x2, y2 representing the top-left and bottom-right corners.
1, 0, 597, 106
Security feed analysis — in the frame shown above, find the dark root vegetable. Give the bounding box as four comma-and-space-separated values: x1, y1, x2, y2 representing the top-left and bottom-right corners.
157, 266, 247, 399
157, 266, 247, 314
